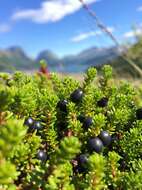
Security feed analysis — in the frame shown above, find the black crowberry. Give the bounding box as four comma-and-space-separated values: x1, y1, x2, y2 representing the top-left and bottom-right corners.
32, 121, 43, 130
57, 100, 68, 112
37, 150, 47, 162
24, 117, 34, 128
88, 137, 103, 153
77, 154, 88, 166
97, 97, 108, 107
72, 157, 88, 174
99, 131, 111, 146
70, 89, 83, 103
75, 165, 87, 174
136, 108, 142, 120
83, 117, 93, 129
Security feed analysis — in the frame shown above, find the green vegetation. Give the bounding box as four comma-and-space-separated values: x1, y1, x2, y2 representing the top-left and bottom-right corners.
0, 47, 36, 72
103, 37, 142, 78
0, 65, 142, 189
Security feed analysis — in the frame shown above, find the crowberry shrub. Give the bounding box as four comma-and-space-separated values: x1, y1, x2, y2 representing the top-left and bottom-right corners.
0, 65, 142, 190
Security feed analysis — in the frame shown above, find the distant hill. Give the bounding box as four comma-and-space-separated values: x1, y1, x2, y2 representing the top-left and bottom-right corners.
36, 50, 59, 66
61, 46, 120, 72
0, 46, 35, 72
0, 45, 121, 73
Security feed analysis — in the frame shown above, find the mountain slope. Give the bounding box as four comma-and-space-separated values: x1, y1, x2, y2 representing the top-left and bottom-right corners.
36, 50, 60, 66
0, 46, 120, 73
0, 46, 35, 72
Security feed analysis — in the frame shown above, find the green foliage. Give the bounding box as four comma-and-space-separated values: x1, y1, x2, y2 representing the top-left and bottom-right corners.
0, 65, 142, 189
103, 36, 142, 78
83, 66, 97, 88
0, 119, 26, 157
120, 123, 142, 161
106, 152, 121, 188
0, 158, 18, 185
122, 160, 142, 189
56, 136, 81, 163
86, 154, 106, 190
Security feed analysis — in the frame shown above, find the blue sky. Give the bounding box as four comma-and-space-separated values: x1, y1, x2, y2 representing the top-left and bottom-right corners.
0, 0, 142, 57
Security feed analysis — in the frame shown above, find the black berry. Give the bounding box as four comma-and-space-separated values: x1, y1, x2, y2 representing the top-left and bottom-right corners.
32, 121, 43, 130
75, 165, 87, 174
72, 157, 88, 174
70, 89, 83, 103
97, 97, 108, 107
24, 117, 34, 128
88, 137, 103, 153
99, 131, 111, 146
57, 100, 68, 112
136, 108, 142, 120
37, 150, 47, 162
77, 154, 88, 166
83, 117, 93, 129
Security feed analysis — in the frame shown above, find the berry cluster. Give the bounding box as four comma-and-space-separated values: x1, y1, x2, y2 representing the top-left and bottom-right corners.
56, 89, 142, 175
24, 118, 48, 161
24, 88, 111, 164
24, 118, 43, 131
57, 88, 112, 173
24, 87, 141, 175
72, 131, 111, 174
88, 131, 111, 153
57, 88, 84, 113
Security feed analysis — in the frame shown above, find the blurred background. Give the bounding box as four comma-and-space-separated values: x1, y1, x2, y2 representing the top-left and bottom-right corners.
0, 0, 142, 78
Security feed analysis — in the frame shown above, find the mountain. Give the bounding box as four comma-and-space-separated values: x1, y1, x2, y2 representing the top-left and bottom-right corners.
35, 46, 120, 72
0, 46, 35, 72
0, 45, 120, 73
0, 40, 142, 77
61, 46, 120, 72
36, 50, 60, 66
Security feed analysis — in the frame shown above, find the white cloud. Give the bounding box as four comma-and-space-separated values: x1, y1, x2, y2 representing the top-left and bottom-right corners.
124, 31, 134, 38
11, 0, 100, 23
124, 28, 142, 39
71, 31, 101, 42
71, 27, 115, 42
137, 6, 142, 12
0, 23, 11, 33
